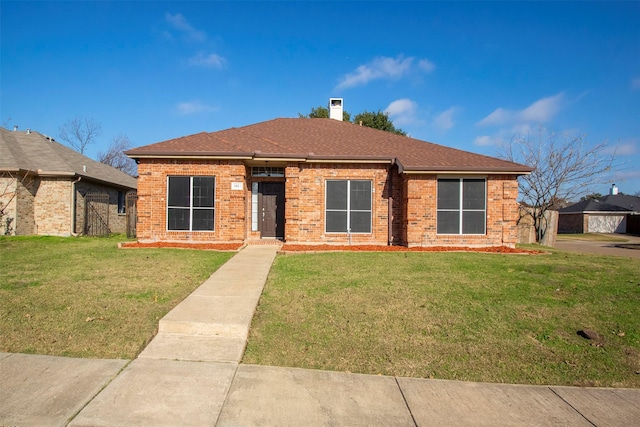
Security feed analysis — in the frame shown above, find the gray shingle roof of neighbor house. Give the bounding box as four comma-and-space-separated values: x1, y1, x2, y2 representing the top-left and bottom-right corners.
0, 127, 137, 190
559, 194, 640, 214
126, 118, 532, 174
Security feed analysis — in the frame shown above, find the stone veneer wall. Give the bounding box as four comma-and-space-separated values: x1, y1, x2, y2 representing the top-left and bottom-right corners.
15, 175, 38, 235
74, 180, 131, 234
1, 173, 133, 236
33, 178, 72, 236
0, 175, 18, 235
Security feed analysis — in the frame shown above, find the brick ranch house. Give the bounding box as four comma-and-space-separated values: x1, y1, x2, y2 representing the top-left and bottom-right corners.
126, 102, 531, 247
0, 127, 137, 236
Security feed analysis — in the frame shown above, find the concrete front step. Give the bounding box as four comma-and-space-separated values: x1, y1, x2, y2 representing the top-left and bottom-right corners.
139, 333, 247, 363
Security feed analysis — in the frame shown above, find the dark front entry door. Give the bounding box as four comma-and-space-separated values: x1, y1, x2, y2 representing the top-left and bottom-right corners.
259, 182, 285, 238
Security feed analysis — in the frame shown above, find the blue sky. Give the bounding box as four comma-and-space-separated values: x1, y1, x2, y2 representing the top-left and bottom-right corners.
2, 1, 639, 197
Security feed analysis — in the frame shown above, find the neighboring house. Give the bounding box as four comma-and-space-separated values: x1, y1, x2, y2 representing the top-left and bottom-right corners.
0, 127, 137, 236
126, 100, 531, 247
558, 185, 640, 234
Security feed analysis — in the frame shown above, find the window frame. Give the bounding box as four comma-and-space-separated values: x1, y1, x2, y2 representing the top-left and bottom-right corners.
325, 179, 372, 234
166, 176, 215, 232
436, 177, 486, 235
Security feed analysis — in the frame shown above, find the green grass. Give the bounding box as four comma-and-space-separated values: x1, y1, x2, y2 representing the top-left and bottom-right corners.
0, 235, 234, 359
244, 248, 640, 387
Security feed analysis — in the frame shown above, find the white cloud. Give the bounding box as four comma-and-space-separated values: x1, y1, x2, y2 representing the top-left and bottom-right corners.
432, 107, 460, 132
604, 140, 638, 156
385, 98, 421, 126
188, 52, 227, 68
166, 12, 206, 42
418, 59, 436, 73
336, 55, 435, 90
176, 100, 218, 115
632, 77, 640, 90
474, 135, 496, 146
385, 98, 417, 116
477, 93, 564, 127
519, 93, 563, 122
476, 108, 511, 127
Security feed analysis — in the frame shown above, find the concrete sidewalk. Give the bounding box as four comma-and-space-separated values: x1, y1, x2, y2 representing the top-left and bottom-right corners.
2, 244, 640, 426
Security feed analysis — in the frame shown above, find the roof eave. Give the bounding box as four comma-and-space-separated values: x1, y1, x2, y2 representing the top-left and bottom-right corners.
78, 174, 137, 190
127, 152, 253, 160
401, 168, 531, 175
36, 170, 76, 177
129, 152, 395, 164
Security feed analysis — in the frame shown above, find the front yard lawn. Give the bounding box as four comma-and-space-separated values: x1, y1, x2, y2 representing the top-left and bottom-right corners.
0, 235, 234, 359
244, 249, 640, 387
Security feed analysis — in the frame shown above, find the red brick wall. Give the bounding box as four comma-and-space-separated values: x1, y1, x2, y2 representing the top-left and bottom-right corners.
283, 163, 395, 245
136, 159, 520, 247
136, 159, 247, 242
557, 213, 585, 234
402, 174, 520, 247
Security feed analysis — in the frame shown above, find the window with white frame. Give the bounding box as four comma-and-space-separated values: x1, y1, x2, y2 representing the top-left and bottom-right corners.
167, 176, 215, 231
325, 180, 372, 233
437, 178, 486, 234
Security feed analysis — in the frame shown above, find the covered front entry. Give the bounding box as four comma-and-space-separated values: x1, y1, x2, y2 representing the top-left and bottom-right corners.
258, 182, 285, 239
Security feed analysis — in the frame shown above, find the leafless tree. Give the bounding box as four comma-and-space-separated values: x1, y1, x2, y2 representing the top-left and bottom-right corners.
97, 134, 137, 176
58, 116, 102, 154
497, 127, 615, 243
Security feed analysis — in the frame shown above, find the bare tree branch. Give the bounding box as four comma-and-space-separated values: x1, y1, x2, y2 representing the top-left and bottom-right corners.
0, 171, 34, 235
97, 134, 137, 176
58, 116, 102, 154
497, 127, 616, 243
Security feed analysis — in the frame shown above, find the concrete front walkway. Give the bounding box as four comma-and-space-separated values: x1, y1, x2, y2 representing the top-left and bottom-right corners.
2, 244, 640, 426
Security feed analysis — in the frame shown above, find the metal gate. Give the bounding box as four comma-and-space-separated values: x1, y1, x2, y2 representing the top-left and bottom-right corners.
85, 193, 111, 236
126, 193, 137, 238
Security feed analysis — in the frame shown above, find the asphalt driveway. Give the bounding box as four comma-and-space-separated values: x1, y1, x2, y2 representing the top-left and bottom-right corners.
555, 234, 640, 259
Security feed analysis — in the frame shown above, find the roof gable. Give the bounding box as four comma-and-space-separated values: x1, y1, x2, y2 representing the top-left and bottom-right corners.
127, 118, 531, 174
0, 127, 137, 190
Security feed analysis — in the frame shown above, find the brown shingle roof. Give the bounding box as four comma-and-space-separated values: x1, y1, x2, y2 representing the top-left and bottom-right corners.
126, 118, 531, 174
0, 127, 137, 190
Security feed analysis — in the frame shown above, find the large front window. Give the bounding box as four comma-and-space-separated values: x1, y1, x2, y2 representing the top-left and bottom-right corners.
326, 180, 372, 233
437, 178, 486, 234
167, 176, 215, 231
